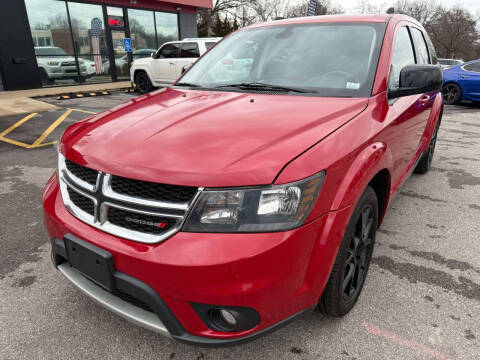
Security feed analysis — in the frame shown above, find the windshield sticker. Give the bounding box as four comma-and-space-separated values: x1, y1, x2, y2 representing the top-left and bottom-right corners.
346, 82, 360, 90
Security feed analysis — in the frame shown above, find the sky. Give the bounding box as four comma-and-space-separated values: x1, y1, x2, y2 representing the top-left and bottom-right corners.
338, 0, 480, 14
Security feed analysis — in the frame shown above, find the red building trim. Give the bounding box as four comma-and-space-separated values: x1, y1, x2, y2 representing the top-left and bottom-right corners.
79, 0, 212, 12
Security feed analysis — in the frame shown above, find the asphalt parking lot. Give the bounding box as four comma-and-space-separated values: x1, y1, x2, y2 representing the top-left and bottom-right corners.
0, 94, 479, 360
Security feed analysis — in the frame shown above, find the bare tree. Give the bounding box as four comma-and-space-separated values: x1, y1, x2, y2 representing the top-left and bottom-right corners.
393, 0, 479, 60
394, 0, 442, 28
429, 6, 478, 59
284, 0, 344, 18
198, 0, 250, 36
356, 0, 386, 14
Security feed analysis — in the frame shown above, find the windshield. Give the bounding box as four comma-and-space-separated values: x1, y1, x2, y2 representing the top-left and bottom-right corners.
178, 23, 386, 97
35, 47, 67, 56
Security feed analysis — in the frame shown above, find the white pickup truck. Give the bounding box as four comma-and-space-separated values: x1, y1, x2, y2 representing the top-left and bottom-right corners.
130, 38, 221, 93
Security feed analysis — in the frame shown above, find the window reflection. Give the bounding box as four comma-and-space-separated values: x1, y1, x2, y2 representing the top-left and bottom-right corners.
24, 1, 182, 87
155, 12, 179, 47
128, 9, 156, 52
68, 2, 110, 83
25, 0, 78, 86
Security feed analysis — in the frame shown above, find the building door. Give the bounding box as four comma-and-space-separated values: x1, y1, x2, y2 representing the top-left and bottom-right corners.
105, 6, 131, 81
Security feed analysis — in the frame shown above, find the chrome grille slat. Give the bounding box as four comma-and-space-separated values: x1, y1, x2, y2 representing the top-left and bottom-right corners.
58, 154, 201, 244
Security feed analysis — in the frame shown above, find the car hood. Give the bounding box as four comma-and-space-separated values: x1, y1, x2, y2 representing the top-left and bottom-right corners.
37, 56, 76, 62
132, 57, 152, 66
62, 88, 368, 187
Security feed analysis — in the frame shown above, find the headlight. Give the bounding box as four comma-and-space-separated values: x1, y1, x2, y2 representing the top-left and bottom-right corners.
183, 171, 325, 232
46, 61, 59, 66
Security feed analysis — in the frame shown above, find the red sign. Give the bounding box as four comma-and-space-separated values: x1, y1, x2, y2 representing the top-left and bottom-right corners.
108, 16, 124, 27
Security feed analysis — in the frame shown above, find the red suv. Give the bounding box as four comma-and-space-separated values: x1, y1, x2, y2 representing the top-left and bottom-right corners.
43, 14, 443, 346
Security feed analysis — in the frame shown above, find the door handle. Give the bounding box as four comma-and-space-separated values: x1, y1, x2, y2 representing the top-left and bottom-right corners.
169, 62, 175, 65
460, 75, 469, 79
419, 95, 430, 105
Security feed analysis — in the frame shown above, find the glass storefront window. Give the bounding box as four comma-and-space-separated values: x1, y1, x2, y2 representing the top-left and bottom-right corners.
128, 9, 157, 52
25, 0, 77, 86
155, 12, 179, 47
68, 2, 110, 84
24, 1, 182, 87
110, 30, 129, 80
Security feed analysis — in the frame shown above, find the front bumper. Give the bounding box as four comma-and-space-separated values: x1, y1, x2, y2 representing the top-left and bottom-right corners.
52, 249, 313, 346
43, 174, 351, 346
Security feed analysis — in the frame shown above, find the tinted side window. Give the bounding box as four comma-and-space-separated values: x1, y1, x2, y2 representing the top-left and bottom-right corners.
390, 26, 416, 88
463, 62, 480, 73
158, 44, 179, 58
180, 43, 200, 58
411, 28, 429, 64
205, 42, 216, 50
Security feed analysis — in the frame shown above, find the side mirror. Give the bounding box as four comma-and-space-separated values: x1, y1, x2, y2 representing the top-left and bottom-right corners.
181, 63, 192, 74
151, 52, 158, 59
388, 64, 443, 99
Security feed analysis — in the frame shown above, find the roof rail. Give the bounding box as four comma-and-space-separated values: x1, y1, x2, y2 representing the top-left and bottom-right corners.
182, 37, 221, 41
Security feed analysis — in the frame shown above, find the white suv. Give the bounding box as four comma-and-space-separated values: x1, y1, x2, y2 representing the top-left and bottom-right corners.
35, 47, 88, 85
130, 38, 221, 93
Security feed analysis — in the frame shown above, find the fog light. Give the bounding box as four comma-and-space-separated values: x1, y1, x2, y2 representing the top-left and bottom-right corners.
219, 309, 237, 328
192, 303, 260, 332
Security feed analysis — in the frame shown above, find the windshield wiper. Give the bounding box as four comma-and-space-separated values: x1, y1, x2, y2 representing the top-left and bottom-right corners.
214, 82, 316, 94
175, 82, 202, 87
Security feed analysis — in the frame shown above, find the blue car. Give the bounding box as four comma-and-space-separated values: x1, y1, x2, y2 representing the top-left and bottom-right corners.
442, 59, 480, 104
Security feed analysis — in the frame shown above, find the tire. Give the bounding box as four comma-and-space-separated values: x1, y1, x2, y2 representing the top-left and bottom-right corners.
414, 119, 440, 174
318, 186, 378, 317
39, 68, 53, 85
135, 71, 154, 94
442, 83, 462, 105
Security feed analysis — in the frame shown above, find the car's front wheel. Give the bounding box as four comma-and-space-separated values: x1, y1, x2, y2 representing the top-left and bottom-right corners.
135, 71, 154, 94
319, 186, 378, 316
442, 83, 462, 105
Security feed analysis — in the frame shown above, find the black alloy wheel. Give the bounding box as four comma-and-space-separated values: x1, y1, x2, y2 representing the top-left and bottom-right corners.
414, 119, 440, 174
442, 83, 461, 105
319, 186, 378, 316
135, 71, 154, 94
342, 204, 375, 301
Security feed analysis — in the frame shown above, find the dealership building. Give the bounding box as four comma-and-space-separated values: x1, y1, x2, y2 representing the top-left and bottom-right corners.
0, 0, 211, 91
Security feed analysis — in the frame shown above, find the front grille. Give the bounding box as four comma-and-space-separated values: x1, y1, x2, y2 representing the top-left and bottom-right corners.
65, 159, 98, 186
111, 289, 154, 313
107, 207, 174, 234
61, 61, 76, 66
67, 187, 94, 215
111, 175, 197, 203
59, 153, 198, 243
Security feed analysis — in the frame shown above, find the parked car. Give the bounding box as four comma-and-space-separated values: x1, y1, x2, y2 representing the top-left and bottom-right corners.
438, 58, 463, 69
442, 59, 480, 104
130, 38, 221, 93
82, 59, 97, 77
35, 46, 88, 84
103, 49, 156, 74
44, 14, 443, 346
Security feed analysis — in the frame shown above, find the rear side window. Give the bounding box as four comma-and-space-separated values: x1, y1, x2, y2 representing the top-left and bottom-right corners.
424, 32, 438, 64
158, 43, 179, 58
411, 28, 430, 64
205, 42, 216, 50
463, 62, 480, 73
390, 26, 416, 88
181, 43, 200, 58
